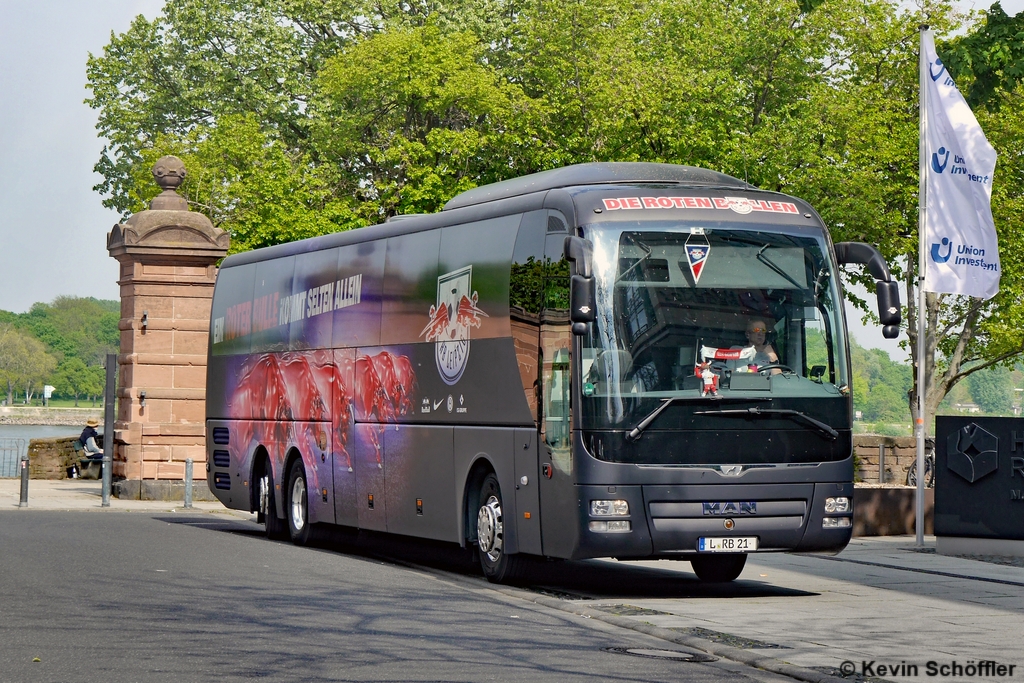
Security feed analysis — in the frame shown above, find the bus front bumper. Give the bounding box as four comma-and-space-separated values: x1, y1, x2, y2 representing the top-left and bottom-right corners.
573, 482, 854, 560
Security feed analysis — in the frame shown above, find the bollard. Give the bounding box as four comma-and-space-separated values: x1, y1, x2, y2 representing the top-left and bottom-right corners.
878, 444, 886, 484
184, 458, 193, 509
19, 454, 29, 507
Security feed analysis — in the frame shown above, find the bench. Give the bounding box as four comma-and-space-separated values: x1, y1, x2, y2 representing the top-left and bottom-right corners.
72, 439, 103, 480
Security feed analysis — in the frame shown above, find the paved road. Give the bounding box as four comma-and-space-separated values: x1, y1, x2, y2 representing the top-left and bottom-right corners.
3, 480, 1023, 682
0, 510, 791, 683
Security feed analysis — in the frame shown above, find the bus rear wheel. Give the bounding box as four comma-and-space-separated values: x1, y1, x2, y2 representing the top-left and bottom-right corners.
476, 474, 525, 583
287, 459, 315, 546
690, 553, 747, 582
259, 467, 288, 540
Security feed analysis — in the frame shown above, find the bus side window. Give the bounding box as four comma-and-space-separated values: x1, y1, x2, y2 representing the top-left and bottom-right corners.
512, 211, 546, 423
540, 220, 571, 460
543, 348, 571, 450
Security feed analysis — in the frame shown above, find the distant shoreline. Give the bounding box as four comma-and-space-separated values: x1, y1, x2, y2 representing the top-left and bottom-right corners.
0, 407, 104, 427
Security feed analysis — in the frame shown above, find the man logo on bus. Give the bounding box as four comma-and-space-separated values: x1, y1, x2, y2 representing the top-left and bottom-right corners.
421, 265, 488, 385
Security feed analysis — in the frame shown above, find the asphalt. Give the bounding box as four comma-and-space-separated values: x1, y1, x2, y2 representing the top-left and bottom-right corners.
4, 478, 1023, 683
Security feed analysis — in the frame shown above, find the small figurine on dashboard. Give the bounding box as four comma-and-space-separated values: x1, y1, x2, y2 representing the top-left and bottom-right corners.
697, 361, 718, 396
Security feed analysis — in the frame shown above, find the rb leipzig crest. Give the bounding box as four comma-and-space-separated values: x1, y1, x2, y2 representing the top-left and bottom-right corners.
420, 265, 488, 385
685, 231, 711, 284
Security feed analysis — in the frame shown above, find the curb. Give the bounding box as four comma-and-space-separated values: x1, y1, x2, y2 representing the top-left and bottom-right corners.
398, 560, 852, 683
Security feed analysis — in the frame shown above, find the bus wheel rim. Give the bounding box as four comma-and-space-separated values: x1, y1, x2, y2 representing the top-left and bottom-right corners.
291, 476, 306, 532
477, 495, 503, 561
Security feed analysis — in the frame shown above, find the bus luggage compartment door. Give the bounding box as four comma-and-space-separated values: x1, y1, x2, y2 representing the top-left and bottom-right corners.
354, 423, 388, 532
384, 425, 457, 542
514, 429, 542, 555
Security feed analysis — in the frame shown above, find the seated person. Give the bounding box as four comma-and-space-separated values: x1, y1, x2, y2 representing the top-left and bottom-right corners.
738, 317, 781, 373
699, 317, 781, 377
80, 418, 103, 459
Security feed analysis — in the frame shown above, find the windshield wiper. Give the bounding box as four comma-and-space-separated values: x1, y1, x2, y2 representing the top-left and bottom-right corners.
756, 245, 804, 289
625, 396, 770, 442
693, 407, 838, 441
616, 239, 652, 283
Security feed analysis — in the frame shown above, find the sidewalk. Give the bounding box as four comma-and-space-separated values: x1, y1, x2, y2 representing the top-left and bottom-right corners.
586, 538, 1024, 681
0, 477, 250, 517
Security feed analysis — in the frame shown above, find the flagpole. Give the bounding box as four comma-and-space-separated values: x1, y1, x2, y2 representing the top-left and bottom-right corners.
916, 25, 930, 547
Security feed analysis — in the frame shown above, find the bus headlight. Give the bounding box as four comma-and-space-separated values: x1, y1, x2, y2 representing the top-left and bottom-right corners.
591, 500, 629, 516
589, 520, 632, 533
824, 496, 850, 514
822, 517, 852, 528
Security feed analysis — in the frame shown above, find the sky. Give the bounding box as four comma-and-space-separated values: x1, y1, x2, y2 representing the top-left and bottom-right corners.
0, 0, 1019, 363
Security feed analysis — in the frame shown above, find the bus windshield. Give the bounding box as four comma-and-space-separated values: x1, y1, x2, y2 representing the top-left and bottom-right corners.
579, 222, 849, 433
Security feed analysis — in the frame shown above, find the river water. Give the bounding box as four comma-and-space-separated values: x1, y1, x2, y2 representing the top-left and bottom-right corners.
0, 424, 83, 477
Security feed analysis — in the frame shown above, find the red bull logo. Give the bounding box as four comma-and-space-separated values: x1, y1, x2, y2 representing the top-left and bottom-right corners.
420, 265, 487, 385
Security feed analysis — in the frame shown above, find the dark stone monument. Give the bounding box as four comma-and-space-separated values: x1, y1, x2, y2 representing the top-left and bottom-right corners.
934, 415, 1024, 557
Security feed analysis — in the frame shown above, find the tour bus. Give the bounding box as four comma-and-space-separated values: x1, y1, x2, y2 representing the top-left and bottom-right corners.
206, 163, 901, 583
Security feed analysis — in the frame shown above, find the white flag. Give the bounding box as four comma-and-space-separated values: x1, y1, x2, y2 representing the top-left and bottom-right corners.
922, 30, 1000, 299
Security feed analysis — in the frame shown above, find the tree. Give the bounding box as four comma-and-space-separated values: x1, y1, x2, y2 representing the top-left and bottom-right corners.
53, 357, 90, 407
966, 365, 1015, 414
0, 325, 56, 406
21, 297, 119, 365
86, 0, 1024, 434
311, 25, 544, 218
84, 365, 107, 407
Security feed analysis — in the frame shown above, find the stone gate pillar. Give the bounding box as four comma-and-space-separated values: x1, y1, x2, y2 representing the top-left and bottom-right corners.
106, 156, 229, 499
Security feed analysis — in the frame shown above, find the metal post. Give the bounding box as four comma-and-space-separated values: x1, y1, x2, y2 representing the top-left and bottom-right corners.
102, 352, 116, 507
19, 454, 29, 507
915, 26, 930, 547
184, 458, 193, 509
878, 444, 886, 484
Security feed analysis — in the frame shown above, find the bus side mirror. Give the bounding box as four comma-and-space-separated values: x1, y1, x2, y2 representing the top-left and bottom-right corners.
570, 274, 596, 335
835, 241, 902, 340
876, 281, 900, 326
876, 281, 901, 339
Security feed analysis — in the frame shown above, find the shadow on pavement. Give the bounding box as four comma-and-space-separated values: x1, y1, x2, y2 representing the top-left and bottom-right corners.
153, 515, 817, 600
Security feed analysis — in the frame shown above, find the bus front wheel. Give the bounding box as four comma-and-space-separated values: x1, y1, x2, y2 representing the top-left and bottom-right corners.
690, 554, 747, 582
287, 459, 314, 546
476, 474, 525, 583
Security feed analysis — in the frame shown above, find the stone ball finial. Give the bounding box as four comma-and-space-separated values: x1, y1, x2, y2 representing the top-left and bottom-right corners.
152, 156, 187, 191
149, 156, 189, 211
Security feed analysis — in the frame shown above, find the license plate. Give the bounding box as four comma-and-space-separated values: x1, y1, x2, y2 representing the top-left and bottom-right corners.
698, 537, 758, 552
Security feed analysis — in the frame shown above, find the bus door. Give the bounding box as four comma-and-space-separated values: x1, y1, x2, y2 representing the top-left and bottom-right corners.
537, 223, 577, 558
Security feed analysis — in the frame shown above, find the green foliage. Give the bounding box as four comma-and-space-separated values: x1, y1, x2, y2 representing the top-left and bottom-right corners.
20, 297, 119, 366
966, 364, 1015, 413
135, 115, 364, 253
85, 0, 1024, 420
0, 297, 119, 403
941, 3, 1024, 111
850, 340, 913, 423
0, 325, 57, 405
311, 25, 544, 218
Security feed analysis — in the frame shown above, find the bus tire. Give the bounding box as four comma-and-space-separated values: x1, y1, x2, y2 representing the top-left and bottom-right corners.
260, 466, 288, 541
690, 553, 747, 582
476, 473, 525, 583
287, 459, 315, 546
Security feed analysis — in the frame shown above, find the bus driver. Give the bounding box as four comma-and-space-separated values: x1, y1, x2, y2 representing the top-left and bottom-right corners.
741, 317, 780, 372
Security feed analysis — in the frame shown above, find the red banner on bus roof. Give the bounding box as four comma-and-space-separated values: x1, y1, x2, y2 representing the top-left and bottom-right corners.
601, 196, 799, 215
